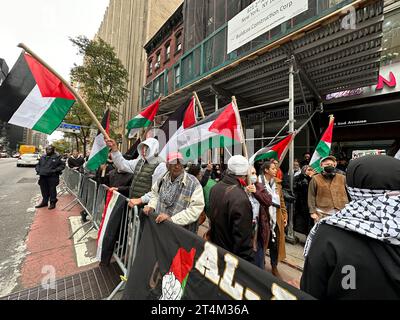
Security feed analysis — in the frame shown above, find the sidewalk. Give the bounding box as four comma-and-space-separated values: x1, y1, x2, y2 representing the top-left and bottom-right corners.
17, 194, 100, 291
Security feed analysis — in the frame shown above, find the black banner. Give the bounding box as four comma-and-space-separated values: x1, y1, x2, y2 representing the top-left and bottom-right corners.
122, 216, 314, 300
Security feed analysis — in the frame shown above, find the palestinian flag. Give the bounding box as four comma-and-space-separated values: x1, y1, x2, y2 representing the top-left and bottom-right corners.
0, 53, 75, 134
85, 109, 110, 171
158, 97, 196, 161
160, 248, 196, 300
178, 102, 244, 161
96, 190, 127, 263
126, 98, 160, 139
310, 116, 335, 173
249, 134, 293, 165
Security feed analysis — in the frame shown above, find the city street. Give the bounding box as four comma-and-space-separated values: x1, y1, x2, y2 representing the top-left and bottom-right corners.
0, 158, 40, 297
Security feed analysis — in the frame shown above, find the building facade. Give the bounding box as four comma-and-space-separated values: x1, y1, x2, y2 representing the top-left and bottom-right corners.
96, 0, 183, 151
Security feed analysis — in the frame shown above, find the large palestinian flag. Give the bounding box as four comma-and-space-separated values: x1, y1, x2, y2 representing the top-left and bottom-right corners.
249, 134, 293, 165
158, 97, 196, 161
178, 102, 244, 161
0, 53, 75, 134
85, 109, 110, 171
310, 116, 335, 173
96, 190, 127, 263
126, 98, 160, 139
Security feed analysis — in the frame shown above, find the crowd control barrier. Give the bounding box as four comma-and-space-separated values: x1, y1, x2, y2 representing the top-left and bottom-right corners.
60, 167, 141, 300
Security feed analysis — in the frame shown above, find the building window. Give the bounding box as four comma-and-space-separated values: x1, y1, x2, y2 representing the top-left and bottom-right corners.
154, 78, 160, 97
176, 31, 182, 53
155, 51, 161, 70
165, 42, 171, 61
148, 59, 153, 76
381, 10, 400, 66
175, 65, 181, 87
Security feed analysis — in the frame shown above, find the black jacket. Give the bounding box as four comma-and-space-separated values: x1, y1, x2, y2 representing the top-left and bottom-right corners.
67, 156, 85, 169
36, 153, 65, 177
301, 224, 400, 300
108, 169, 134, 198
209, 173, 254, 262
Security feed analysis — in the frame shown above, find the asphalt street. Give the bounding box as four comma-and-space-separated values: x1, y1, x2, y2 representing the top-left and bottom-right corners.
0, 158, 40, 297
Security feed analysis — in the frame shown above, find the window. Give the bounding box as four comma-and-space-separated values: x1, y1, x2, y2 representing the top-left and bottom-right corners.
381, 10, 400, 66
148, 59, 153, 76
175, 65, 181, 87
154, 78, 160, 96
155, 51, 161, 70
165, 42, 171, 61
176, 31, 182, 53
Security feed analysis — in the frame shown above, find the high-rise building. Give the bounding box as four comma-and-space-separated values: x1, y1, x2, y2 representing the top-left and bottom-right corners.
96, 0, 183, 151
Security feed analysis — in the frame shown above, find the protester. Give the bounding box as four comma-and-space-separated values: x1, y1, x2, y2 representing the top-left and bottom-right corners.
294, 165, 316, 235
336, 155, 349, 173
94, 153, 115, 187
300, 152, 311, 167
308, 156, 349, 222
301, 155, 400, 300
187, 164, 216, 224
246, 166, 272, 269
209, 155, 254, 262
108, 167, 134, 198
259, 161, 287, 278
144, 152, 205, 233
211, 164, 223, 182
35, 145, 65, 210
106, 138, 166, 208
67, 150, 85, 171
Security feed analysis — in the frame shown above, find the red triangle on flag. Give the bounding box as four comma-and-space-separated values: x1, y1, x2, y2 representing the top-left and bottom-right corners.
141, 99, 160, 122
183, 97, 196, 129
24, 54, 75, 100
209, 103, 241, 142
321, 117, 334, 144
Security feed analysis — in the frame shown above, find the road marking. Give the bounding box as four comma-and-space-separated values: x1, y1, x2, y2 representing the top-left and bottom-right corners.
69, 217, 98, 268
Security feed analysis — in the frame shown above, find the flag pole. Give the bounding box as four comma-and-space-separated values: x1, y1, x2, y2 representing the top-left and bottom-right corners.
193, 92, 212, 163
232, 96, 248, 159
17, 43, 110, 140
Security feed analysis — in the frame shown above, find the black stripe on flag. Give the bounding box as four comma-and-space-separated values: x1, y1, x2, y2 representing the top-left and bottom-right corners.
0, 53, 36, 122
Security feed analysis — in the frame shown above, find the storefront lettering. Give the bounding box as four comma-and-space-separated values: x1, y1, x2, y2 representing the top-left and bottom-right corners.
376, 71, 397, 91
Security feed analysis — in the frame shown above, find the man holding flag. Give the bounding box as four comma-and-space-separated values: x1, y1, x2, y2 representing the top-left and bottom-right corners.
307, 117, 349, 222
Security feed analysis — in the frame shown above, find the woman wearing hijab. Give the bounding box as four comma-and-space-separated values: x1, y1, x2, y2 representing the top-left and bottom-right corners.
301, 155, 400, 300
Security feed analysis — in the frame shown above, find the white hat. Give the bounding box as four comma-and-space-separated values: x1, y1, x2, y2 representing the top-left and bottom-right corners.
228, 155, 250, 176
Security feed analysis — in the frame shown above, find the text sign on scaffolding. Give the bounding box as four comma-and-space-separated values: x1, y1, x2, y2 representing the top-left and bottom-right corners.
227, 0, 308, 54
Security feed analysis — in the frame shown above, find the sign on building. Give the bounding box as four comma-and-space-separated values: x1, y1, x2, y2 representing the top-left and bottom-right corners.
352, 149, 386, 160
227, 0, 308, 54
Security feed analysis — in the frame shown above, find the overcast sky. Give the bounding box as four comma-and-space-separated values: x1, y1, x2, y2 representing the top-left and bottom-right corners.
0, 0, 109, 142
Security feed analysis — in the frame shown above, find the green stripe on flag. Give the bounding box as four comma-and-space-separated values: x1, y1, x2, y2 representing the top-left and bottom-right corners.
127, 117, 152, 130
86, 147, 109, 171
315, 141, 331, 158
255, 150, 279, 162
32, 98, 75, 134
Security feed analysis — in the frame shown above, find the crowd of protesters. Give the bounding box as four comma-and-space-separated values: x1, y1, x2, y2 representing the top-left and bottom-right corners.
50, 138, 400, 300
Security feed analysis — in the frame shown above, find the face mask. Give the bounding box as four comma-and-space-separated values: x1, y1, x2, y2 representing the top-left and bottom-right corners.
250, 175, 258, 184
323, 166, 335, 174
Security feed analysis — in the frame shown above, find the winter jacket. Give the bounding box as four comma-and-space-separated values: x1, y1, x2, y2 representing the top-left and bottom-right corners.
253, 182, 272, 250
36, 153, 65, 177
209, 173, 254, 262
108, 169, 134, 198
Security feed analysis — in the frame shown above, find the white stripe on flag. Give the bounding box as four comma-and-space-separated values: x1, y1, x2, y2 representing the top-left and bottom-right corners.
96, 191, 120, 261
9, 85, 55, 129
88, 133, 106, 161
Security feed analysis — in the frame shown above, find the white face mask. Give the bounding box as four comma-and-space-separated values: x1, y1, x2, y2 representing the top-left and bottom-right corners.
250, 175, 258, 184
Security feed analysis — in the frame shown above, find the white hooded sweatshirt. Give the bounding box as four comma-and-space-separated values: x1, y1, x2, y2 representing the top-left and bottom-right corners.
111, 138, 167, 203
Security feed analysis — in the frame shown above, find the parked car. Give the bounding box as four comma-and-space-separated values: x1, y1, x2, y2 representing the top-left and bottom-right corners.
17, 154, 40, 167
0, 152, 9, 158
12, 153, 21, 158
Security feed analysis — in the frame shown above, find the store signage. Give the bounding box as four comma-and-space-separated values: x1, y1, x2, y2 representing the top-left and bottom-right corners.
227, 0, 308, 54
326, 63, 400, 101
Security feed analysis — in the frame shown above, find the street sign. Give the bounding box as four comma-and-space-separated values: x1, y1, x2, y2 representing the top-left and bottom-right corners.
58, 123, 81, 134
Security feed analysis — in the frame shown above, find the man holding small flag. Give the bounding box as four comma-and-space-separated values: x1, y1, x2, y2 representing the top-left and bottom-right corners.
307, 116, 349, 222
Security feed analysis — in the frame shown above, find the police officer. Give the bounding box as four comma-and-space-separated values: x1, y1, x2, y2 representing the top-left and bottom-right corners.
35, 146, 65, 210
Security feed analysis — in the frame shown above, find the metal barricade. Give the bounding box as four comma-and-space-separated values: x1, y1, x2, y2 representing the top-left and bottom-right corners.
93, 184, 108, 229
61, 167, 83, 211
106, 200, 141, 300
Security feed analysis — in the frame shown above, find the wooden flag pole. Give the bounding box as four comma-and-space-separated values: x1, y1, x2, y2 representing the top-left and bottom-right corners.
18, 43, 110, 140
193, 92, 212, 163
232, 96, 249, 159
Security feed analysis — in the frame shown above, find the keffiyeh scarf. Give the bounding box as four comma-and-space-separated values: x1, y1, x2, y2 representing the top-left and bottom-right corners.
304, 187, 400, 257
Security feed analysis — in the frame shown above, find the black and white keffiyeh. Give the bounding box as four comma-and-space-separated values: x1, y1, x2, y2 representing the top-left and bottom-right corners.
304, 187, 400, 257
